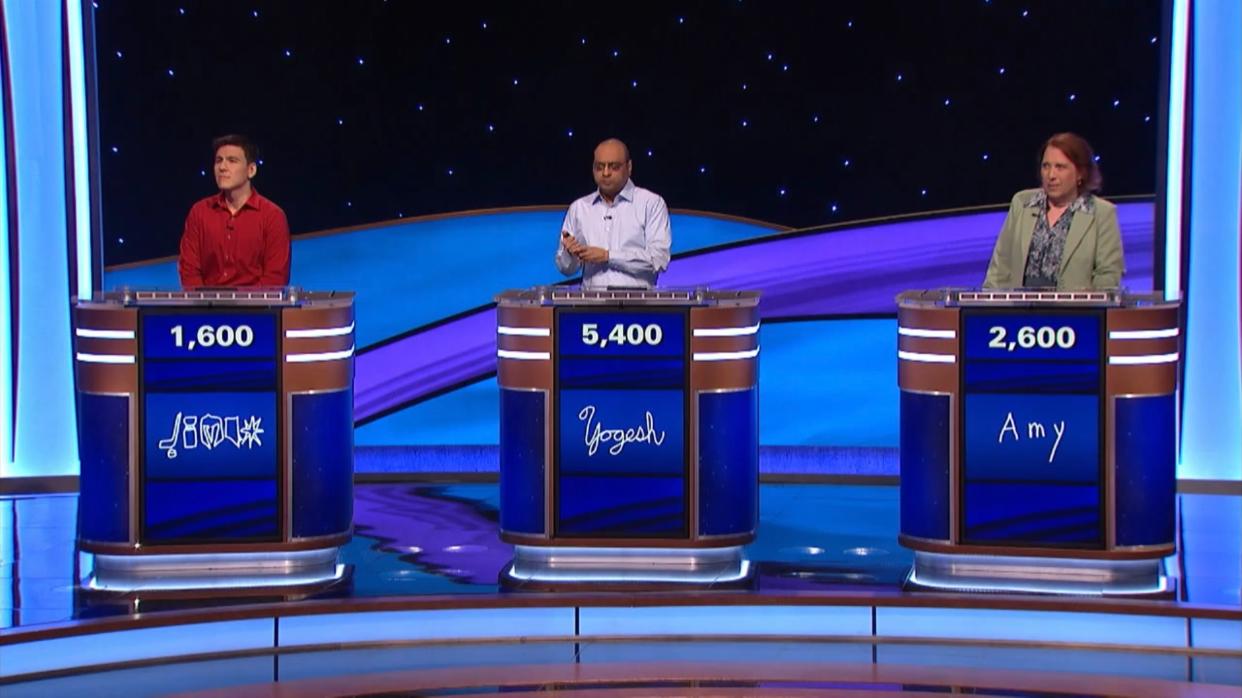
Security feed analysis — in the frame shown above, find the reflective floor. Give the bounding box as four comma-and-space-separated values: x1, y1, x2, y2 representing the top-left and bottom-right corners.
2, 482, 1239, 629
4, 640, 1240, 697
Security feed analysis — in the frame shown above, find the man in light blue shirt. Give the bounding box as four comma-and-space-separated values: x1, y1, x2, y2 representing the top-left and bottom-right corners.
556, 138, 672, 289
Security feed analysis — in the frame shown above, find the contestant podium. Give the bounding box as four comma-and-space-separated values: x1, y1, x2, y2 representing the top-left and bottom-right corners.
496, 287, 760, 586
72, 288, 355, 591
897, 289, 1180, 595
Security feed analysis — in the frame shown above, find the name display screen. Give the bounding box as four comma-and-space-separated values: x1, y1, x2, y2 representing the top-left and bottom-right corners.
555, 309, 688, 537
960, 310, 1104, 548
140, 311, 280, 543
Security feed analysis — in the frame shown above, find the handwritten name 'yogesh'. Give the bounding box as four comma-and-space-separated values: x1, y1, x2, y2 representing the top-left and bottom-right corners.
579, 405, 666, 456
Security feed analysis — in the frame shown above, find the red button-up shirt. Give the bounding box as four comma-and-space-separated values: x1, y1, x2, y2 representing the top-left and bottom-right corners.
178, 189, 291, 288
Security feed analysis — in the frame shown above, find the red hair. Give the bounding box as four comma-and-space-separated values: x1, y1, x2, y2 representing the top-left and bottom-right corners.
1041, 132, 1102, 193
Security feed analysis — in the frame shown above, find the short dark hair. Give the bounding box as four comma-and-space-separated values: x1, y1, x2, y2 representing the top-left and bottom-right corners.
212, 134, 258, 164
1040, 132, 1102, 193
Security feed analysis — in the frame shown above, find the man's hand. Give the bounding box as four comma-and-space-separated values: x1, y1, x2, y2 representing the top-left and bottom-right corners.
561, 231, 586, 256
578, 246, 609, 264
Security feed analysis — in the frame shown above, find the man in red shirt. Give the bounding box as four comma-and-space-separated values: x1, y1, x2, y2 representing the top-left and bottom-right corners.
178, 134, 291, 288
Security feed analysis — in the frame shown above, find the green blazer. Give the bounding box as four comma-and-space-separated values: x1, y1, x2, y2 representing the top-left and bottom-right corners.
983, 188, 1125, 289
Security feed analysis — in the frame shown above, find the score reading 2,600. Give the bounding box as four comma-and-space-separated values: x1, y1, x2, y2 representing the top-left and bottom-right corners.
987, 325, 1077, 352
581, 323, 663, 349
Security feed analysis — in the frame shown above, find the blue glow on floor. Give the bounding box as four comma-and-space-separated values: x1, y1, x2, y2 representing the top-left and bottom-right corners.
356, 318, 899, 448
104, 212, 777, 348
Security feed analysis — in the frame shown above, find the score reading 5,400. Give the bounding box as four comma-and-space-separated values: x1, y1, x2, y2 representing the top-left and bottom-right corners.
988, 325, 1076, 352
581, 322, 663, 348
170, 324, 255, 351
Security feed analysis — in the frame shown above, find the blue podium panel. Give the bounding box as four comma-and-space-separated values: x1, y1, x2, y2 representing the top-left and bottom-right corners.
500, 389, 546, 535
960, 310, 1104, 548
1115, 394, 1177, 547
140, 311, 280, 544
291, 390, 354, 538
698, 389, 758, 536
77, 393, 130, 543
554, 309, 688, 538
900, 391, 951, 541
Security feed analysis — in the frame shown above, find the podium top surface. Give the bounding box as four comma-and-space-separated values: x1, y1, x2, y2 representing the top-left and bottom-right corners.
496, 286, 760, 307
896, 288, 1176, 309
77, 287, 354, 308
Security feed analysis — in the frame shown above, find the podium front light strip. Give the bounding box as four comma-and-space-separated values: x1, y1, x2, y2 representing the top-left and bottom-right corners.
76, 353, 135, 364
693, 324, 761, 337
75, 328, 135, 340
1108, 328, 1180, 340
897, 350, 956, 364
693, 348, 760, 362
285, 346, 355, 363
497, 326, 551, 337
285, 323, 355, 339
1109, 353, 1180, 366
497, 349, 551, 360
898, 327, 957, 339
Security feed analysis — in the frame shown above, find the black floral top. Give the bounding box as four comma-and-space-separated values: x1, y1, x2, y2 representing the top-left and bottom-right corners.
1022, 190, 1094, 287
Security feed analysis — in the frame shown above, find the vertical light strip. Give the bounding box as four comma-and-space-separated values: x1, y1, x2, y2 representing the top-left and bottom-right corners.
3, 2, 78, 477
1163, 0, 1190, 302
0, 12, 11, 468
65, 0, 92, 298
1181, 0, 1242, 481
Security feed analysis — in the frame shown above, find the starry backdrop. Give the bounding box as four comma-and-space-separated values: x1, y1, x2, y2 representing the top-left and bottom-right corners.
96, 0, 1162, 265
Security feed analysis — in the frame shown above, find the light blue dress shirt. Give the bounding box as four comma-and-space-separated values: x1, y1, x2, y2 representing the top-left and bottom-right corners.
554, 179, 672, 289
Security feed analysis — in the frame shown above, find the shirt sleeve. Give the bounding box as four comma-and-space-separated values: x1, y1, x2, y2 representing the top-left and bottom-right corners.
608, 195, 671, 276
259, 206, 292, 286
555, 204, 582, 276
178, 206, 205, 289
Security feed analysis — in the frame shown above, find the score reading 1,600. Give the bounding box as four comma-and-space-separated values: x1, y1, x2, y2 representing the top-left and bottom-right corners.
170, 324, 255, 351
581, 322, 663, 348
988, 325, 1076, 352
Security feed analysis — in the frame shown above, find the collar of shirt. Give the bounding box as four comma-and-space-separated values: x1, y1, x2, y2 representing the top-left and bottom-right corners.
211, 188, 265, 212
592, 178, 637, 206
1024, 189, 1094, 214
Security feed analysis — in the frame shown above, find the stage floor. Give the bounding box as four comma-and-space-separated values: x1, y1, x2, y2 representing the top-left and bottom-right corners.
3, 482, 1239, 629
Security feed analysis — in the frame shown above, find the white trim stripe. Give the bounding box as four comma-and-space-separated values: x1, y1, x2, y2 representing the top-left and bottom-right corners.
898, 350, 956, 364
693, 347, 761, 362
898, 327, 956, 339
1110, 353, 1180, 366
76, 352, 135, 364
75, 328, 135, 340
693, 324, 761, 337
497, 350, 551, 361
1109, 328, 1180, 340
285, 346, 355, 363
285, 323, 355, 339
497, 326, 552, 337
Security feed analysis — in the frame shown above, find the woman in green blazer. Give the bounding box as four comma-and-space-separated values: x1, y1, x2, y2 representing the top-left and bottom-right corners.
984, 133, 1124, 290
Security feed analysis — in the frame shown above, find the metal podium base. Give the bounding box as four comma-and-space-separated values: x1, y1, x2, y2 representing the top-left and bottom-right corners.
502, 544, 752, 588
84, 547, 346, 593
905, 551, 1171, 596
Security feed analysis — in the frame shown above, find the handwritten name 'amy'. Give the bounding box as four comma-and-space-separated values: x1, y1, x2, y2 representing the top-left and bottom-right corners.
997, 412, 1066, 463
579, 405, 666, 456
